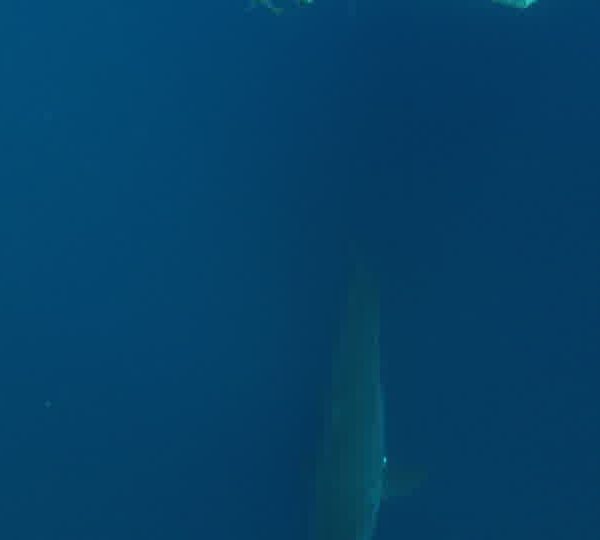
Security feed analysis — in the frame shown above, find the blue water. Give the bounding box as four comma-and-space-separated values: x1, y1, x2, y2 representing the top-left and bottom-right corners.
1, 1, 598, 539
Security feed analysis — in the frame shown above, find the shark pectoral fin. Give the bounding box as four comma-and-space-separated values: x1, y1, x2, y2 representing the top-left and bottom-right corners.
383, 466, 426, 499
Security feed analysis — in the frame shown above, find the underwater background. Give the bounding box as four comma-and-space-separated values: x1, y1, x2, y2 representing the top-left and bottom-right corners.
1, 1, 598, 539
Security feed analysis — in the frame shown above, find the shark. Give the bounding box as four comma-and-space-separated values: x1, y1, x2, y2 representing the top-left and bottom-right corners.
313, 264, 424, 540
315, 264, 388, 540
492, 0, 538, 8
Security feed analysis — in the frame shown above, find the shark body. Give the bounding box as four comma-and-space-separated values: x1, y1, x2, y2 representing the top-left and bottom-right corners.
315, 266, 387, 540
492, 0, 538, 7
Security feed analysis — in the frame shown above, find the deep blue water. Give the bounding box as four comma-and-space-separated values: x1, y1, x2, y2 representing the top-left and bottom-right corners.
1, 1, 598, 539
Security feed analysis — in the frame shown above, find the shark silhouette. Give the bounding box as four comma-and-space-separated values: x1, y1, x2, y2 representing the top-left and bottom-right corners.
315, 264, 387, 540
